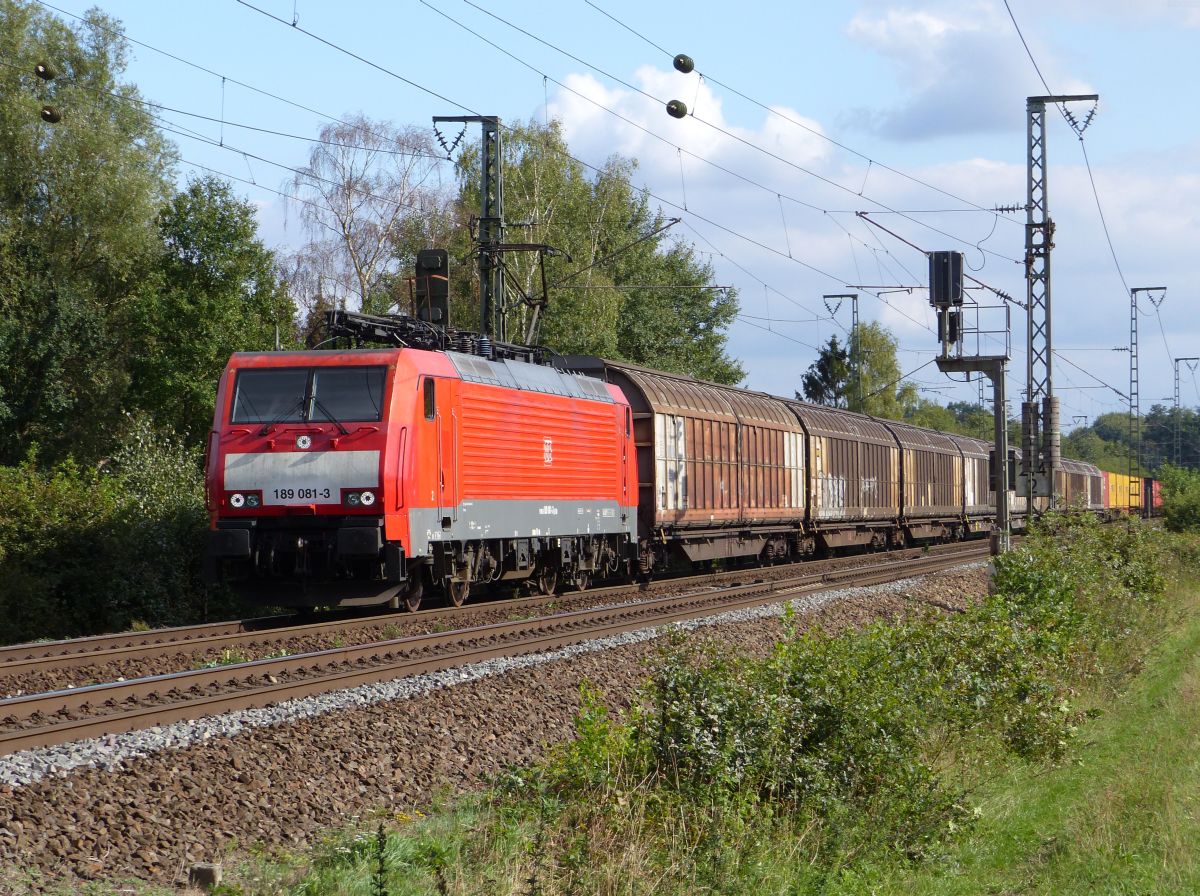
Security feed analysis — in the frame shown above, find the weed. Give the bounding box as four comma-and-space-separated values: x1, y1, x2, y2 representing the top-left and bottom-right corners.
198, 647, 253, 669
371, 823, 387, 896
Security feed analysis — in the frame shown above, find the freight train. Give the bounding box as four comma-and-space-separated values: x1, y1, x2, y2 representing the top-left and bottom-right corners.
202, 333, 1158, 609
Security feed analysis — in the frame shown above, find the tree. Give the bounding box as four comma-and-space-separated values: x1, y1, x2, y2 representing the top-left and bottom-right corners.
125, 177, 295, 440
442, 120, 743, 382
946, 401, 999, 439
849, 322, 918, 419
1158, 463, 1200, 532
904, 398, 956, 433
0, 0, 176, 463
288, 115, 449, 315
799, 335, 850, 407
799, 323, 916, 419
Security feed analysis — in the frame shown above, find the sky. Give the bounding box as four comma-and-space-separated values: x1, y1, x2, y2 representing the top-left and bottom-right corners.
39, 0, 1200, 428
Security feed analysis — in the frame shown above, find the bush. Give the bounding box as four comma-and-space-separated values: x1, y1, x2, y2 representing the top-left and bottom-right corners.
0, 418, 237, 643
507, 509, 1173, 883
1158, 464, 1200, 532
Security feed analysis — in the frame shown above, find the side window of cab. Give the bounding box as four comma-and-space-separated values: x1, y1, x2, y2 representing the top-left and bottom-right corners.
423, 378, 435, 420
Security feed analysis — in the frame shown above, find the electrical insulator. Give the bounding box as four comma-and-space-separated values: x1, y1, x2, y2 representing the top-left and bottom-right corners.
40, 106, 61, 124
673, 54, 694, 74
34, 62, 56, 81
666, 100, 687, 119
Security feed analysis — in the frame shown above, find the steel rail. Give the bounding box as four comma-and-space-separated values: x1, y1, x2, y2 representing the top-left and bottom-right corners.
0, 543, 981, 677
0, 546, 987, 756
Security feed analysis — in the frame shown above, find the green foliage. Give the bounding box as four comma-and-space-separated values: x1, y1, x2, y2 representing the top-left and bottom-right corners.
125, 176, 295, 441
904, 398, 1009, 441
446, 119, 743, 383
850, 321, 919, 419
0, 0, 176, 465
1157, 463, 1200, 532
800, 322, 917, 420
992, 510, 1167, 686
224, 522, 1186, 896
0, 418, 237, 644
799, 334, 850, 407
1061, 404, 1200, 477
491, 512, 1172, 886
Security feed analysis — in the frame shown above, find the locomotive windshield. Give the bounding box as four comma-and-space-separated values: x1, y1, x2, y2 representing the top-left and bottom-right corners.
231, 366, 386, 424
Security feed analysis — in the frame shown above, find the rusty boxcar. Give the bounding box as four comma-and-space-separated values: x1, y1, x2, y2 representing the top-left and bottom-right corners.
557, 357, 806, 567
784, 401, 901, 551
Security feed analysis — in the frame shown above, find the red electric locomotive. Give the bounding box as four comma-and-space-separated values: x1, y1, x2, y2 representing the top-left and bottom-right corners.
203, 344, 637, 608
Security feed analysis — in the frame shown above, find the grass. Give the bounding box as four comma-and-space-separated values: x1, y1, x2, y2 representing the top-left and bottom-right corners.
213, 547, 1199, 895
40, 525, 1200, 895
836, 570, 1200, 896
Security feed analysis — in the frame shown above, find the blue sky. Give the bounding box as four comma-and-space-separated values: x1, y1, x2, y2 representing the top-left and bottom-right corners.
41, 0, 1200, 427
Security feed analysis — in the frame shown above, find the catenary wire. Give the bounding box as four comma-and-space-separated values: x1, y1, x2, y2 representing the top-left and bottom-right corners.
433, 0, 1022, 266
39, 0, 1133, 412
581, 0, 1022, 225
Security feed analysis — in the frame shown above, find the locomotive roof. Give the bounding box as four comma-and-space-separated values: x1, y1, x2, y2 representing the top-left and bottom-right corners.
446, 351, 615, 404
225, 347, 618, 404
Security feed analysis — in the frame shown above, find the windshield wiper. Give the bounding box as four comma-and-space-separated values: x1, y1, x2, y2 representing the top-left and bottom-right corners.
257, 397, 305, 437
311, 396, 350, 435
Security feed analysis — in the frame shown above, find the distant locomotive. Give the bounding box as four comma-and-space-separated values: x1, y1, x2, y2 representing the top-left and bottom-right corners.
202, 318, 1156, 609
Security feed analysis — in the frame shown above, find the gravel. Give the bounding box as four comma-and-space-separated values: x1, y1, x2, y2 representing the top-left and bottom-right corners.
0, 561, 988, 888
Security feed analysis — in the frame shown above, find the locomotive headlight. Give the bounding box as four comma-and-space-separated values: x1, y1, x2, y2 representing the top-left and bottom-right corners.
346, 492, 361, 507
246, 493, 261, 508
360, 490, 376, 507
229, 492, 246, 508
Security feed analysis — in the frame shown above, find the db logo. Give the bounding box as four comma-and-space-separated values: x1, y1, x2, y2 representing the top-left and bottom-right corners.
543, 437, 553, 465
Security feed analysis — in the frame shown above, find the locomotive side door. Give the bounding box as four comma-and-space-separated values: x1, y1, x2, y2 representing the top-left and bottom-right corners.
435, 377, 458, 527
623, 406, 632, 505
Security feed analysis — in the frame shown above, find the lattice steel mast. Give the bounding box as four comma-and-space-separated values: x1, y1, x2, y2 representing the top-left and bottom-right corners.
1128, 287, 1165, 488
433, 116, 505, 340
1175, 357, 1199, 466
1022, 94, 1097, 508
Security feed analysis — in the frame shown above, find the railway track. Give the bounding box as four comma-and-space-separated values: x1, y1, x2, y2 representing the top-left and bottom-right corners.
0, 543, 988, 757
0, 541, 986, 690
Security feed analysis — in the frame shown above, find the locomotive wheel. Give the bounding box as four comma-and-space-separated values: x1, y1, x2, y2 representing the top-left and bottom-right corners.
574, 571, 591, 592
402, 579, 424, 612
537, 567, 558, 595
448, 579, 470, 607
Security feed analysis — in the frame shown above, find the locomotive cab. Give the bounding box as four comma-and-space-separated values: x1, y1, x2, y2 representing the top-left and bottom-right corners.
203, 349, 411, 607
203, 345, 640, 610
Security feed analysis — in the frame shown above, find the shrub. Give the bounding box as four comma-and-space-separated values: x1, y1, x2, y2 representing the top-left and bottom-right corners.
512, 510, 1173, 879
1158, 463, 1200, 532
0, 418, 238, 643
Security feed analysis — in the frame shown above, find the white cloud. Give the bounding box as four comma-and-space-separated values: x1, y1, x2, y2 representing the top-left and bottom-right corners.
536, 50, 1198, 410
843, 2, 1094, 139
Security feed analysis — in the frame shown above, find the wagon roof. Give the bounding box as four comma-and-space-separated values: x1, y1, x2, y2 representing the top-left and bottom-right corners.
946, 433, 991, 458
884, 420, 961, 453
558, 356, 796, 426
1061, 458, 1102, 476
782, 400, 896, 445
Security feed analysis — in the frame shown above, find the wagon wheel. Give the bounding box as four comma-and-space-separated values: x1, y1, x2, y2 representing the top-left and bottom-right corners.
574, 571, 591, 592
536, 567, 558, 596
402, 578, 424, 612
448, 579, 470, 608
